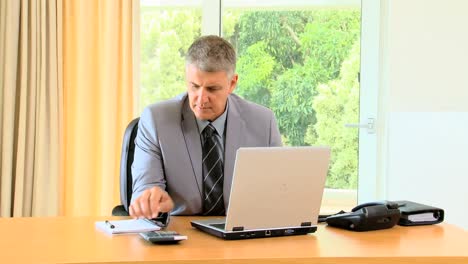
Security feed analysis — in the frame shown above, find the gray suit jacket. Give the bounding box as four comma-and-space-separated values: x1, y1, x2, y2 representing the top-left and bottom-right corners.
131, 93, 282, 215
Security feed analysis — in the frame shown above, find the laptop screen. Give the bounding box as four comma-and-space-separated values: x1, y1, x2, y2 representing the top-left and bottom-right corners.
224, 146, 330, 231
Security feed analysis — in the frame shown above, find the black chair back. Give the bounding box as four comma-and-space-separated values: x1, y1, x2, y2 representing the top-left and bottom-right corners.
112, 117, 139, 216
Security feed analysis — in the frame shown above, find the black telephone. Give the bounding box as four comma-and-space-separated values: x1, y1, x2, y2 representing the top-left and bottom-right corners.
325, 201, 401, 231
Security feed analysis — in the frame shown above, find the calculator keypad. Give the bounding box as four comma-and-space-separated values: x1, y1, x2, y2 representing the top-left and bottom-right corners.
146, 231, 179, 237
139, 231, 187, 244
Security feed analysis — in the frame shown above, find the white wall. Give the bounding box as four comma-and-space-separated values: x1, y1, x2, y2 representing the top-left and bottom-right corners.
381, 0, 468, 229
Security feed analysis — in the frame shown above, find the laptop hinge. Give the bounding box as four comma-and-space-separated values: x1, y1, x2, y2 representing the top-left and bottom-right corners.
232, 226, 244, 231
301, 221, 312, 227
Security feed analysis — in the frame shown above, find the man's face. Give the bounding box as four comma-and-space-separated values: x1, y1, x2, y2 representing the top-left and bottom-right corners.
186, 64, 238, 121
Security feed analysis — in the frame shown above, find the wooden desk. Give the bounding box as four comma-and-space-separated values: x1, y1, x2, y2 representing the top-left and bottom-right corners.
0, 216, 466, 264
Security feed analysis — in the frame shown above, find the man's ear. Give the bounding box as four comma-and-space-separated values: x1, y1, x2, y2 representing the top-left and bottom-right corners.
229, 74, 238, 93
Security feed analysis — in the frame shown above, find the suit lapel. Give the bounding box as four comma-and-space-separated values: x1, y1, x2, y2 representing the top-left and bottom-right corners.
224, 96, 244, 196
181, 98, 203, 196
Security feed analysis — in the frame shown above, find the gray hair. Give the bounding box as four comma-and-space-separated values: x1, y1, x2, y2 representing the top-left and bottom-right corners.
185, 35, 236, 76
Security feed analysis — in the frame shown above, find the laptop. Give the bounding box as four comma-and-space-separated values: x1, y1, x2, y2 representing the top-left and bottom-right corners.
191, 146, 330, 240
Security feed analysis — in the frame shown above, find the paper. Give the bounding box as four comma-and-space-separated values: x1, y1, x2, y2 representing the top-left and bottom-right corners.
408, 212, 438, 222
95, 219, 161, 235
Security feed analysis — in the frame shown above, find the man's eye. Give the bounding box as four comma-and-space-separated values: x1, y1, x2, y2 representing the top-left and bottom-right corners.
208, 87, 220, 92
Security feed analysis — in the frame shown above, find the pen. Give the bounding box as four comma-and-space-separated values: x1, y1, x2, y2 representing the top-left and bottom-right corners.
105, 220, 115, 229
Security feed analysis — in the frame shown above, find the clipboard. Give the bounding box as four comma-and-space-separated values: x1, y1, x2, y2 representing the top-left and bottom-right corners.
95, 213, 170, 234
95, 218, 161, 234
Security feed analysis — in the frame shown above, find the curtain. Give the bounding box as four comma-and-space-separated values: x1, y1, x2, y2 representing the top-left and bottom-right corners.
0, 0, 63, 217
62, 0, 135, 216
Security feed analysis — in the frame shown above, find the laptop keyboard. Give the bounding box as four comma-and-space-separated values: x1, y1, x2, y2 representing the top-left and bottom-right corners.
209, 223, 226, 230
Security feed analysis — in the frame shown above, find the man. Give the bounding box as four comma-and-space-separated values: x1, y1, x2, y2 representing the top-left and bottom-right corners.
130, 35, 282, 219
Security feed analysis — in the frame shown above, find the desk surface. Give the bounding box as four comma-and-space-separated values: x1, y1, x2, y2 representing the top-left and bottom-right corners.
0, 216, 466, 264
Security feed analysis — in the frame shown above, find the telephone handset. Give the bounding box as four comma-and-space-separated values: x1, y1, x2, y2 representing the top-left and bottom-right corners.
326, 200, 401, 231
351, 201, 399, 212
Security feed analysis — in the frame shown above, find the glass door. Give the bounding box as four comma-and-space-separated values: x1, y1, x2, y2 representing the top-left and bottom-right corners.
222, 0, 362, 213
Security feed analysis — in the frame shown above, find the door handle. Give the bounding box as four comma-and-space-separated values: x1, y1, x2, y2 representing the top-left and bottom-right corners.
345, 118, 375, 134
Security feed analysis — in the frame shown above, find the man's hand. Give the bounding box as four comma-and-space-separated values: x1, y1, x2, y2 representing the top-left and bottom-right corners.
129, 186, 174, 219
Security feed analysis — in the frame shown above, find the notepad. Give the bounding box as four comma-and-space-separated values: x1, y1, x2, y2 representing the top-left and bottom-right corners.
95, 219, 161, 235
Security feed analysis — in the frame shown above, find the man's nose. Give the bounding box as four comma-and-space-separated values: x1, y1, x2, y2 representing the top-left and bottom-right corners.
197, 88, 209, 103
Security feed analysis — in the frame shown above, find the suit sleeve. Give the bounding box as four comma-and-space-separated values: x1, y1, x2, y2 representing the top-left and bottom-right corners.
131, 107, 166, 203
269, 111, 283, 147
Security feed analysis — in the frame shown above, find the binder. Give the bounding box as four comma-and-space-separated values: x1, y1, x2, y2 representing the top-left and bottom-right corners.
395, 200, 444, 226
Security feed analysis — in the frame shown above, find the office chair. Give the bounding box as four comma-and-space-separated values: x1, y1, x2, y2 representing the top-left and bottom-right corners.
112, 117, 140, 216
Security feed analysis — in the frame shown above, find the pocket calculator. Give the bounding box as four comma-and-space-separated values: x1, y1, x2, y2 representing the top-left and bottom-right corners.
139, 230, 187, 244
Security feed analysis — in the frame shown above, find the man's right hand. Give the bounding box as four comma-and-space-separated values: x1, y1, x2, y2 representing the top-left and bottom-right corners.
129, 186, 174, 219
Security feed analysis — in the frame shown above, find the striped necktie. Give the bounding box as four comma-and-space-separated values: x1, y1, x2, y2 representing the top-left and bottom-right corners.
201, 124, 225, 215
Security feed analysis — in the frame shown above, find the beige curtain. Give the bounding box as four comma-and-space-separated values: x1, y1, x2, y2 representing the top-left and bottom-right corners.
0, 0, 63, 217
62, 0, 135, 216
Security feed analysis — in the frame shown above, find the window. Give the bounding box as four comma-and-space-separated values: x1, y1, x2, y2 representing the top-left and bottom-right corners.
222, 2, 361, 213
140, 1, 202, 109
139, 0, 378, 213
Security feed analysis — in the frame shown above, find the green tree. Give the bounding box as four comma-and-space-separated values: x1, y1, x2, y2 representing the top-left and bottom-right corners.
234, 11, 311, 69
305, 41, 360, 189
270, 65, 317, 146
235, 41, 276, 107
140, 8, 201, 111
270, 10, 360, 145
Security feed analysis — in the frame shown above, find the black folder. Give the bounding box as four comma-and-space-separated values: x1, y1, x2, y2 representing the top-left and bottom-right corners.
395, 200, 444, 226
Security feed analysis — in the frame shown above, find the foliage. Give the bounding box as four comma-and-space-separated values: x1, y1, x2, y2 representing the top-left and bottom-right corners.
235, 41, 276, 107
140, 7, 361, 189
140, 8, 201, 111
270, 65, 317, 145
228, 10, 360, 146
305, 42, 360, 189
235, 11, 310, 69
